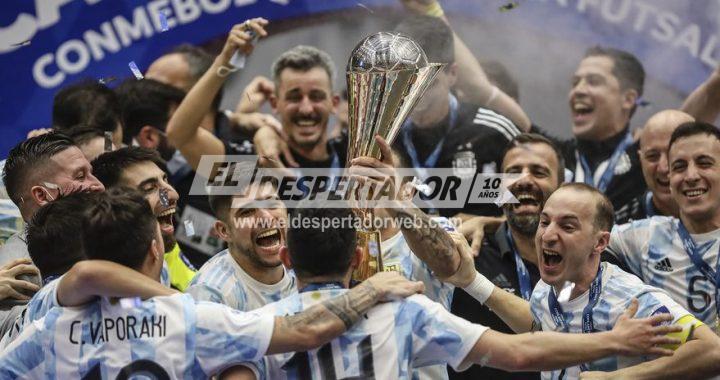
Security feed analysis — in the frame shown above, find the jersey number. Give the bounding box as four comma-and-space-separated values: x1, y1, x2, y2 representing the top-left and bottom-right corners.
688, 275, 712, 314
281, 335, 375, 379
81, 360, 170, 380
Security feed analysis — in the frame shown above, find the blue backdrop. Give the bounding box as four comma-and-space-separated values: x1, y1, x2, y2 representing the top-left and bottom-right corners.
1, 0, 718, 157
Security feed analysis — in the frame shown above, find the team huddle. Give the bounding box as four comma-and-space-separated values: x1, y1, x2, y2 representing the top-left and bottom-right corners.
1, 0, 720, 379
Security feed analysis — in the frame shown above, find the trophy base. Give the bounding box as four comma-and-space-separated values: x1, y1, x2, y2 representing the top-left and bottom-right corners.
351, 229, 383, 282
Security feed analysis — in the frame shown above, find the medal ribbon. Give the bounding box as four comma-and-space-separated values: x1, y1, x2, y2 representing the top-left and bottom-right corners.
401, 93, 459, 179
401, 94, 458, 213
644, 192, 655, 218
504, 224, 532, 300
548, 264, 604, 372
677, 220, 720, 321
578, 130, 633, 193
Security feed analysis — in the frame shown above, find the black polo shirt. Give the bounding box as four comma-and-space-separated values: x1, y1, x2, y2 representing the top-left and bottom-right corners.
225, 130, 347, 171
614, 191, 670, 225
392, 102, 522, 217
449, 223, 541, 380
174, 111, 248, 267
532, 125, 647, 220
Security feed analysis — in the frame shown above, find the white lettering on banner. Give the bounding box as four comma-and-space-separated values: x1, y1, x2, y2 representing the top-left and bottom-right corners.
84, 22, 122, 61
147, 0, 175, 31
56, 39, 90, 74
27, 0, 264, 88
20, 0, 719, 89
113, 7, 153, 47
200, 0, 233, 14
601, 0, 632, 24
632, 1, 655, 32
650, 10, 679, 43
32, 54, 63, 88
539, 0, 720, 73
172, 0, 202, 24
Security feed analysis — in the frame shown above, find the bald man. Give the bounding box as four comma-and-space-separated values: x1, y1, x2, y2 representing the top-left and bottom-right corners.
615, 110, 694, 224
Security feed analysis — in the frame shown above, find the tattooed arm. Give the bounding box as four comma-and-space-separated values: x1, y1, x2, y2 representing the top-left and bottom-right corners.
348, 135, 461, 278
265, 272, 424, 354
385, 203, 461, 278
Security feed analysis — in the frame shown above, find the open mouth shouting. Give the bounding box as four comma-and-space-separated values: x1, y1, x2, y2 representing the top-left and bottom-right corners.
541, 247, 563, 273
157, 207, 176, 235
255, 228, 282, 252
512, 191, 542, 214
571, 101, 594, 125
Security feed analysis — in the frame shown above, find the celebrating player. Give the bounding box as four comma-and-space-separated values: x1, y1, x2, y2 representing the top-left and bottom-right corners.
0, 188, 423, 378
446, 183, 720, 378
608, 121, 720, 329
237, 205, 687, 379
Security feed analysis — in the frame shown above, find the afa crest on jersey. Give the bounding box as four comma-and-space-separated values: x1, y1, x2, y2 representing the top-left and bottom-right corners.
452, 151, 476, 178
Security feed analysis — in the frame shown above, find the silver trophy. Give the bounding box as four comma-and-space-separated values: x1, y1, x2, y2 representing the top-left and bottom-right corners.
346, 32, 444, 281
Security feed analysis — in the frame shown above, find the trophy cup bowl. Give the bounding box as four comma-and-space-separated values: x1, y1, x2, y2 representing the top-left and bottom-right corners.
346, 32, 444, 281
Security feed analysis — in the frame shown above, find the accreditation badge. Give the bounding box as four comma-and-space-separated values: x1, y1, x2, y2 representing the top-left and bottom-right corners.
452, 151, 477, 178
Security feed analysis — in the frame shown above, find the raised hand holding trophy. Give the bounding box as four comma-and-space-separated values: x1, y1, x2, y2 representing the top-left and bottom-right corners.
346, 32, 444, 281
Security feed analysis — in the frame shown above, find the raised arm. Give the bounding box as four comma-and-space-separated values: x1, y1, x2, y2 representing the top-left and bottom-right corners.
465, 305, 680, 373
57, 260, 177, 307
442, 231, 535, 332
680, 65, 720, 124
266, 272, 424, 354
165, 18, 268, 170
399, 0, 532, 131
586, 324, 720, 380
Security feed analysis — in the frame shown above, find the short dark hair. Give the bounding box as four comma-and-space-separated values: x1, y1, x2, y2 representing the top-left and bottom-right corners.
668, 121, 720, 152
52, 80, 121, 134
287, 206, 357, 278
207, 161, 265, 222
557, 183, 614, 232
271, 46, 336, 90
115, 78, 185, 144
584, 46, 644, 117
170, 44, 213, 85
27, 192, 99, 280
395, 15, 454, 64
82, 188, 157, 270
503, 133, 565, 184
91, 147, 167, 189
168, 44, 223, 111
3, 132, 77, 207
65, 125, 107, 147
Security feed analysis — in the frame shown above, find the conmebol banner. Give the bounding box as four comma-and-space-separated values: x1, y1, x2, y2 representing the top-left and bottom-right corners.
0, 0, 718, 157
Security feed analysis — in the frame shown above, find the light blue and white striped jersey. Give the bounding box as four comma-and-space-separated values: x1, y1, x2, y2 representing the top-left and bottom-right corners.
608, 216, 720, 327
382, 231, 457, 380
382, 231, 455, 311
251, 288, 487, 380
530, 262, 692, 380
1, 260, 173, 349
0, 293, 274, 379
0, 277, 62, 349
186, 249, 296, 311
